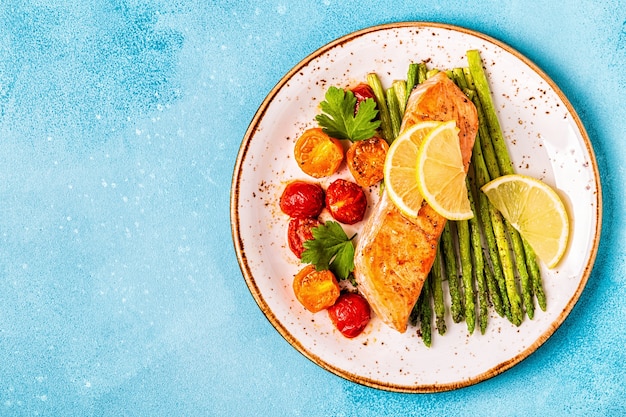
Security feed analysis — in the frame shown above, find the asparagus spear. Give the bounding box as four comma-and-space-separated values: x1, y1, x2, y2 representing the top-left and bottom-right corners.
471, 85, 502, 180
524, 240, 547, 311
392, 80, 407, 116
430, 249, 447, 335
417, 62, 428, 84
475, 263, 489, 334
457, 218, 475, 334
467, 50, 513, 175
483, 249, 504, 318
468, 160, 504, 318
426, 68, 440, 79
509, 223, 535, 319
419, 274, 433, 347
452, 67, 469, 90
409, 296, 421, 327
489, 203, 523, 325
385, 86, 402, 140
367, 73, 394, 144
441, 222, 464, 323
467, 177, 489, 334
406, 63, 419, 102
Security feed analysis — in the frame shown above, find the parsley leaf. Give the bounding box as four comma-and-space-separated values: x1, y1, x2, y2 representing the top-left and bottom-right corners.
301, 221, 356, 280
315, 86, 380, 142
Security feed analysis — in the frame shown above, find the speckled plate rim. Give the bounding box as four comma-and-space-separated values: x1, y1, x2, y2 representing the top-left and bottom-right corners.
230, 21, 602, 393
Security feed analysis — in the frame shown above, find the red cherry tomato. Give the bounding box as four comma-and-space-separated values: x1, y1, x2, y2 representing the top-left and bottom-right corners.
280, 181, 325, 218
328, 292, 371, 338
287, 217, 321, 258
325, 179, 367, 225
350, 83, 376, 114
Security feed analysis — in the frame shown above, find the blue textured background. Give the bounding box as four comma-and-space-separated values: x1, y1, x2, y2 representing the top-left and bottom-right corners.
0, 1, 624, 416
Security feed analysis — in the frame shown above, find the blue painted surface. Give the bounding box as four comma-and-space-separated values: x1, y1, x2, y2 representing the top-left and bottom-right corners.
0, 1, 624, 416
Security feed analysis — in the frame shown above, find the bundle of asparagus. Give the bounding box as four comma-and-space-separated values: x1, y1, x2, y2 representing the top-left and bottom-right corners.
368, 50, 546, 347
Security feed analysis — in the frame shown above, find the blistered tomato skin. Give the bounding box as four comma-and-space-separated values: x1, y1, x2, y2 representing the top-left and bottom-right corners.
287, 217, 321, 258
328, 292, 371, 338
346, 136, 389, 187
293, 265, 341, 313
280, 181, 325, 218
294, 128, 344, 178
325, 179, 367, 225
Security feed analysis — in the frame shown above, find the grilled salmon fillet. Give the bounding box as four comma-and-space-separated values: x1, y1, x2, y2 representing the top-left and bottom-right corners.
354, 72, 478, 333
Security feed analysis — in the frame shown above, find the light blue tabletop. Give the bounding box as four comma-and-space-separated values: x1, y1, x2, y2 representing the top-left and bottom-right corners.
1, 1, 624, 416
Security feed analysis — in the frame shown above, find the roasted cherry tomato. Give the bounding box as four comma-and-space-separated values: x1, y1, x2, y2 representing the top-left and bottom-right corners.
280, 181, 325, 218
287, 216, 321, 258
350, 83, 376, 114
294, 128, 344, 178
328, 292, 371, 338
325, 179, 367, 225
293, 265, 341, 313
346, 136, 389, 187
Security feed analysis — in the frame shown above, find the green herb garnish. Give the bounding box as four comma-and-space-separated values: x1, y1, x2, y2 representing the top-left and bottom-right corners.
301, 221, 356, 280
315, 86, 380, 142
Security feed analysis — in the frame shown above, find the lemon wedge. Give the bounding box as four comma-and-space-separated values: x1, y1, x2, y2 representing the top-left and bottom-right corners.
383, 121, 443, 217
481, 174, 569, 268
415, 120, 473, 220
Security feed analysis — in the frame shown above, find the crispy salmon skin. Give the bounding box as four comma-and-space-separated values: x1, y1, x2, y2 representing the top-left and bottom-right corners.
353, 72, 478, 333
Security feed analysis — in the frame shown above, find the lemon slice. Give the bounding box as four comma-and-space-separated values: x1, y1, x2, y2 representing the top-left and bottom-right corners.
415, 120, 473, 220
383, 121, 443, 217
481, 174, 569, 268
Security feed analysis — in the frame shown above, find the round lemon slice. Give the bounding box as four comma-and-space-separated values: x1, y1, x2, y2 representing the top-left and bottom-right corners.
415, 120, 473, 220
383, 121, 443, 217
481, 174, 569, 268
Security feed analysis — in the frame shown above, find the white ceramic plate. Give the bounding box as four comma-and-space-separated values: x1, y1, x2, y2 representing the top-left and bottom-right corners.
230, 22, 602, 392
